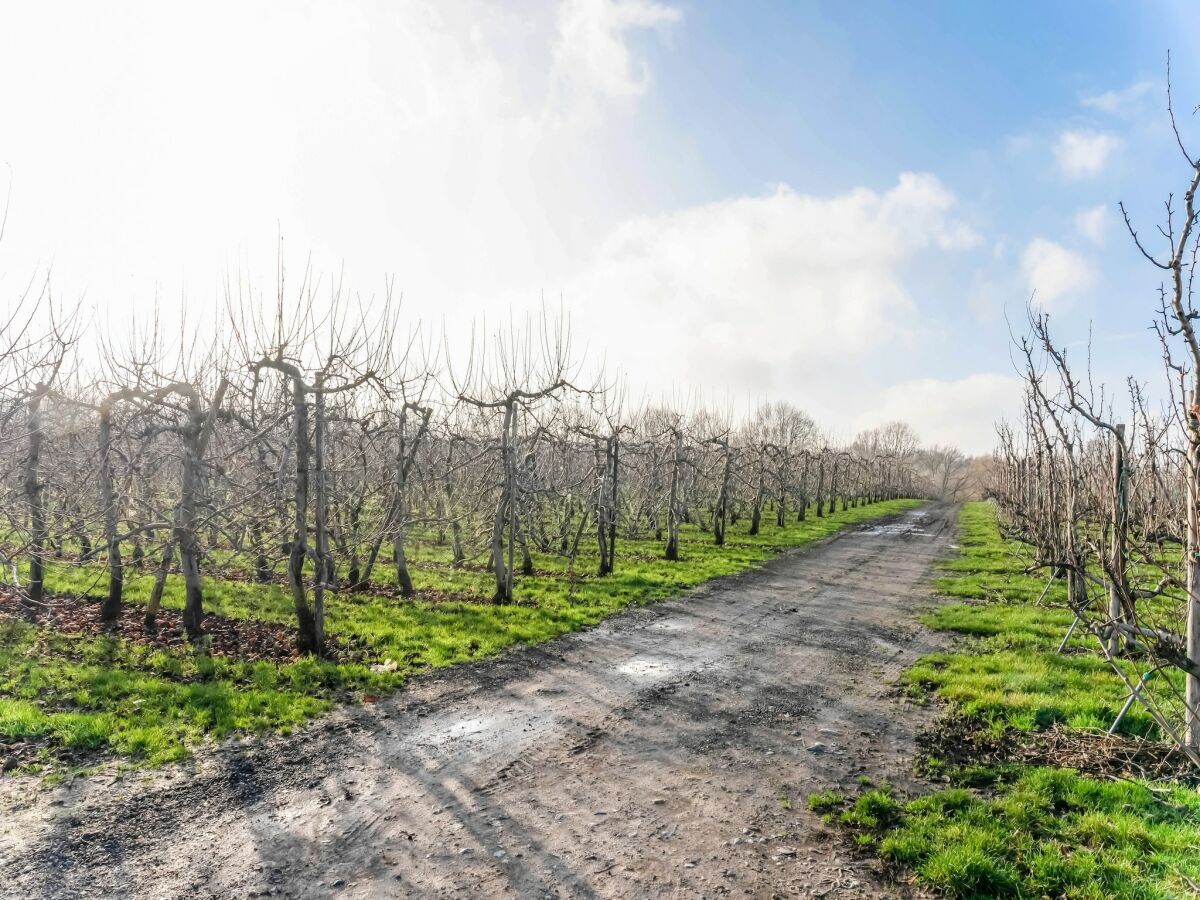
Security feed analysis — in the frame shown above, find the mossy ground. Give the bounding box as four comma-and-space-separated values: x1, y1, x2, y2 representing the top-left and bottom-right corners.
0, 499, 919, 771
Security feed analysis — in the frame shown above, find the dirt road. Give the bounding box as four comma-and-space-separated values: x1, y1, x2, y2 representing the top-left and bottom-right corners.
0, 502, 955, 899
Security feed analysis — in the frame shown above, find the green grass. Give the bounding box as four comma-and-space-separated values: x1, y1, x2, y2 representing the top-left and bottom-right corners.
821, 769, 1200, 900
814, 501, 1200, 900
0, 620, 330, 765
902, 501, 1160, 738
933, 500, 1066, 604
905, 646, 1156, 736
0, 499, 920, 770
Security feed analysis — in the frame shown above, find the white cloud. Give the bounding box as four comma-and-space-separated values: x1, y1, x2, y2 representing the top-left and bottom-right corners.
0, 0, 680, 334
1082, 80, 1154, 115
567, 173, 976, 397
1054, 130, 1119, 178
1075, 205, 1108, 244
854, 373, 1024, 456
552, 0, 681, 104
0, 1, 1001, 453
968, 282, 1002, 324
1021, 238, 1095, 308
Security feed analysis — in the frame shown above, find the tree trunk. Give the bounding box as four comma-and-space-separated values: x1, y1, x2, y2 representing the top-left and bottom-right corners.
518, 519, 534, 576
392, 410, 415, 597
451, 520, 464, 568
827, 457, 839, 519
665, 430, 682, 561
143, 530, 176, 630
1186, 400, 1200, 748
491, 402, 515, 603
713, 443, 731, 546
312, 385, 331, 642
607, 437, 620, 571
749, 452, 765, 536
1107, 425, 1127, 656
24, 387, 47, 610
797, 454, 810, 522
596, 442, 613, 576
251, 520, 271, 583
99, 404, 123, 622
178, 410, 205, 640
445, 440, 465, 568
289, 381, 323, 655
815, 456, 826, 518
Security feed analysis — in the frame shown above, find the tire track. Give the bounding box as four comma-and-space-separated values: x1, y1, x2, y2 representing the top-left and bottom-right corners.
0, 502, 956, 899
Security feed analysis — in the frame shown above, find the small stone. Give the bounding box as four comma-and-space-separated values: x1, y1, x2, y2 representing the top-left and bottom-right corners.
806, 742, 826, 753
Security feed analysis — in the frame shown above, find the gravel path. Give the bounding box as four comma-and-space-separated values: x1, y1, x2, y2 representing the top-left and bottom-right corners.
0, 502, 956, 899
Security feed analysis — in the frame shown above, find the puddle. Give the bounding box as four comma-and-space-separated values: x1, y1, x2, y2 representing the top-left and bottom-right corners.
422, 714, 496, 744
615, 656, 678, 682
860, 523, 932, 538
647, 619, 688, 632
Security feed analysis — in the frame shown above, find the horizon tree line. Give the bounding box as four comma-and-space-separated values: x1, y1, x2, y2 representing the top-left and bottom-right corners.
0, 268, 963, 660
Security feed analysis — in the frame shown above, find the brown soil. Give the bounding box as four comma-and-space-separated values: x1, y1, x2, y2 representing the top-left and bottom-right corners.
0, 503, 956, 899
917, 715, 1200, 786
0, 592, 366, 666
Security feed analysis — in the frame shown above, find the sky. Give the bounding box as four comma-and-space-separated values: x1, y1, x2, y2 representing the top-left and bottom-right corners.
2, 0, 1199, 454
